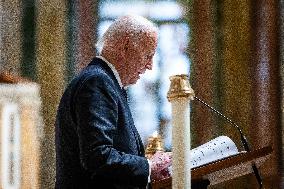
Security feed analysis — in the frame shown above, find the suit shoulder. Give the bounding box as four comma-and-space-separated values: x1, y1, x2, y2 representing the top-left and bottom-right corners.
70, 66, 120, 101
82, 65, 115, 87
69, 65, 113, 88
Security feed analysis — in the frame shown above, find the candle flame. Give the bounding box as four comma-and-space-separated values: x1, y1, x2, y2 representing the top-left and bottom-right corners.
152, 131, 158, 138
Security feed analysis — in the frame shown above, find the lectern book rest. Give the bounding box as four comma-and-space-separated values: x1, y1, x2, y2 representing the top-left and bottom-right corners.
164, 136, 241, 176
151, 137, 272, 189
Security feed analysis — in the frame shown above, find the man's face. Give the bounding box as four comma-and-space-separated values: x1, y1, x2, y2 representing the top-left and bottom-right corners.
126, 33, 158, 85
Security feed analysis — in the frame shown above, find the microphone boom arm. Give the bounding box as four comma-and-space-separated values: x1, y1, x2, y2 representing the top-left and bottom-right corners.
193, 96, 250, 151
193, 96, 263, 188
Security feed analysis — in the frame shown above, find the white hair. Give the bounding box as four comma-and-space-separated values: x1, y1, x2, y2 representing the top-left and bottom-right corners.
96, 15, 158, 55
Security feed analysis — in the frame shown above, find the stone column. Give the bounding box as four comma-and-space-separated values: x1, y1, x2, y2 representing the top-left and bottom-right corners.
167, 75, 194, 189
214, 1, 255, 188
279, 0, 284, 188
35, 1, 67, 188
190, 0, 217, 147
251, 0, 281, 188
73, 0, 98, 73
280, 0, 284, 187
21, 0, 37, 81
221, 0, 253, 149
0, 0, 22, 75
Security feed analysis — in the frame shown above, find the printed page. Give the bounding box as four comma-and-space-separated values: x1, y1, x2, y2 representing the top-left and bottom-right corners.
167, 136, 240, 175
190, 136, 239, 168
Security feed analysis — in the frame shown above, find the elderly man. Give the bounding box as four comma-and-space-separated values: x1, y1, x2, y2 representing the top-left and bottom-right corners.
55, 15, 171, 189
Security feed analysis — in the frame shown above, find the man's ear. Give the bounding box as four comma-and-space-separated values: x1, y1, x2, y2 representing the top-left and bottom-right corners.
119, 36, 130, 64
122, 36, 130, 55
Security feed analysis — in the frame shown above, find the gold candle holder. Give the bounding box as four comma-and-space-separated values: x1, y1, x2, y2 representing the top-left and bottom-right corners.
167, 74, 195, 102
145, 131, 164, 159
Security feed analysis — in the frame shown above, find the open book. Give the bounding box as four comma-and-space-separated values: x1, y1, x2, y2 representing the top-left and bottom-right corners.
190, 136, 241, 168
168, 136, 242, 174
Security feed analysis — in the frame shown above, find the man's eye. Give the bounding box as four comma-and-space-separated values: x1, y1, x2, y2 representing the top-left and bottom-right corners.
146, 55, 152, 60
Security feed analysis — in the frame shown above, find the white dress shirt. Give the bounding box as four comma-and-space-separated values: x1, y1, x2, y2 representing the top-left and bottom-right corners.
96, 56, 123, 89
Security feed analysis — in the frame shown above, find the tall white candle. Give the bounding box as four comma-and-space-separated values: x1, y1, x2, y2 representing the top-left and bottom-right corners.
171, 99, 191, 189
167, 74, 194, 189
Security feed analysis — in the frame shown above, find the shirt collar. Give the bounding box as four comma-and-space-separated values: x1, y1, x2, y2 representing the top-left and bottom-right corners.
96, 56, 123, 89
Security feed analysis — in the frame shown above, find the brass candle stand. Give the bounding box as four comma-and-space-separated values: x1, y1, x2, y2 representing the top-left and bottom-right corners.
145, 132, 164, 159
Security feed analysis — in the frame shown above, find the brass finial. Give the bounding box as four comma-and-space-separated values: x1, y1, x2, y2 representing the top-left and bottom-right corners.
167, 74, 195, 102
145, 131, 164, 159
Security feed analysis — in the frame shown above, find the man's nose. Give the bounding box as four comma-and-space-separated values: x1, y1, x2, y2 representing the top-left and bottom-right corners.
145, 63, 152, 70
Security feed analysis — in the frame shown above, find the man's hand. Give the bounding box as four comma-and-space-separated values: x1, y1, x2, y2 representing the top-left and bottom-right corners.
150, 151, 172, 181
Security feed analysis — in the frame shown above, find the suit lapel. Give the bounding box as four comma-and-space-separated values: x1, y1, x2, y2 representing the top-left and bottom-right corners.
121, 89, 145, 156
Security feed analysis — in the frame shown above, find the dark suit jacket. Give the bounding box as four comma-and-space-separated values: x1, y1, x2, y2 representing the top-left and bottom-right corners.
55, 57, 149, 189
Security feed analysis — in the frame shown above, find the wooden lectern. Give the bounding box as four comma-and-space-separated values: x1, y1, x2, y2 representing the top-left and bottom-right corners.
151, 146, 272, 189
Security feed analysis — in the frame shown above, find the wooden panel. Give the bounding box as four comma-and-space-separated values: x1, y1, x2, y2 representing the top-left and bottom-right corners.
0, 73, 30, 84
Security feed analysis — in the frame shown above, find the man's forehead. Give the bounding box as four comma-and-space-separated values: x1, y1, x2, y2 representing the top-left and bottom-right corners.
141, 33, 158, 47
107, 15, 158, 37
115, 15, 156, 29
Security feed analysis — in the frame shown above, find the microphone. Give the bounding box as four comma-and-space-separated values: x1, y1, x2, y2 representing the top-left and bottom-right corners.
193, 96, 263, 188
